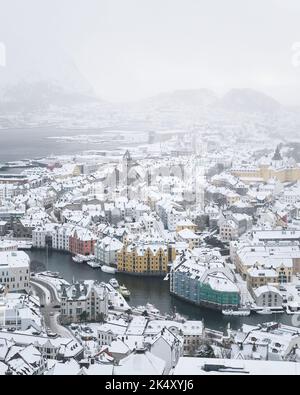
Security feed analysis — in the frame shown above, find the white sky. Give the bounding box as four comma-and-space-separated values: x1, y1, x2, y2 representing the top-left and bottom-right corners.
0, 0, 300, 104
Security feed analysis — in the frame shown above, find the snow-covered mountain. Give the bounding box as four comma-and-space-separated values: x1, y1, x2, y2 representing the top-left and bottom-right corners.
218, 88, 282, 114
141, 89, 218, 108
0, 44, 98, 109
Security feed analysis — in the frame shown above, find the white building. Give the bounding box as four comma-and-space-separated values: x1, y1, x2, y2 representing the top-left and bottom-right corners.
51, 224, 73, 252
147, 328, 183, 374
253, 285, 283, 308
0, 293, 42, 331
95, 237, 123, 265
32, 223, 57, 249
60, 281, 109, 324
0, 251, 30, 293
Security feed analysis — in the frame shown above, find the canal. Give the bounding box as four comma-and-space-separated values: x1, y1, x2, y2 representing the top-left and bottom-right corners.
28, 249, 298, 331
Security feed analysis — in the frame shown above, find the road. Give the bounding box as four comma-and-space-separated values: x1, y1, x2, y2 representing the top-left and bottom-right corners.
30, 278, 73, 339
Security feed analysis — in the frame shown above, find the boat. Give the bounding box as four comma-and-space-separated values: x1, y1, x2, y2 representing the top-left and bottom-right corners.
72, 255, 85, 264
17, 241, 32, 250
145, 303, 160, 315
109, 278, 119, 289
135, 303, 160, 316
86, 261, 101, 269
256, 308, 273, 315
101, 265, 117, 274
119, 285, 131, 299
222, 309, 251, 317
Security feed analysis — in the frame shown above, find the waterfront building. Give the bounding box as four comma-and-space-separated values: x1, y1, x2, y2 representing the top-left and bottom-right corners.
117, 243, 173, 276
252, 285, 283, 308
51, 224, 74, 252
32, 223, 57, 249
0, 251, 30, 293
69, 227, 96, 256
95, 236, 123, 266
170, 251, 240, 310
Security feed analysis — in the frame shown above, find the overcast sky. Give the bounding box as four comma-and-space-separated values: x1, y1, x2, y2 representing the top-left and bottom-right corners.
0, 0, 300, 104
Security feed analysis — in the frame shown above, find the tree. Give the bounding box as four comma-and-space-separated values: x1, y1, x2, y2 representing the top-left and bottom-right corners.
96, 312, 106, 324
79, 311, 88, 323
196, 342, 216, 359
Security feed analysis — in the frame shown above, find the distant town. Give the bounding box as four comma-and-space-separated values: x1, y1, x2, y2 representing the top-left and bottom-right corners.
1, 125, 300, 376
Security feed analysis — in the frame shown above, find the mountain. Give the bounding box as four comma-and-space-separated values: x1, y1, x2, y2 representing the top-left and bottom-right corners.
140, 89, 218, 108
0, 44, 99, 110
219, 88, 282, 114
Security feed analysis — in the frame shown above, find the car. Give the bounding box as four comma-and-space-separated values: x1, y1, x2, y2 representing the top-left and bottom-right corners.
49, 312, 55, 317
47, 331, 58, 338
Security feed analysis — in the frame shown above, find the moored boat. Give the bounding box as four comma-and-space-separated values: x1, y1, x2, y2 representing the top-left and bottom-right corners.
72, 255, 85, 264
109, 278, 119, 288
256, 308, 273, 315
86, 261, 101, 269
101, 265, 117, 274
222, 309, 251, 317
119, 285, 131, 299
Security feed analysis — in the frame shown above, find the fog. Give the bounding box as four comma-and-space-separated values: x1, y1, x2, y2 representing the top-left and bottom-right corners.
0, 0, 300, 104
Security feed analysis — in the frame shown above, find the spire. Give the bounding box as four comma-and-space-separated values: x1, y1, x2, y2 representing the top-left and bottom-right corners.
123, 150, 132, 162
272, 145, 282, 162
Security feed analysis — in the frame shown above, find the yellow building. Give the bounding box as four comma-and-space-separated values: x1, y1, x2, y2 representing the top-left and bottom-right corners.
176, 219, 197, 233
231, 147, 300, 183
117, 243, 175, 275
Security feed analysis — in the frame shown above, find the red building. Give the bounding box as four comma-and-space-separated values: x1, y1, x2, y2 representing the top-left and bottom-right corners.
69, 228, 96, 256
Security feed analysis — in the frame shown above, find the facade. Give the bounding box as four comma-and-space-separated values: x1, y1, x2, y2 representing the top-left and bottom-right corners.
247, 267, 279, 289
0, 251, 30, 293
69, 228, 96, 256
51, 224, 73, 252
60, 281, 109, 324
253, 285, 283, 308
95, 236, 123, 266
32, 224, 57, 249
231, 240, 296, 283
231, 147, 300, 183
170, 252, 240, 310
117, 243, 173, 275
148, 328, 183, 374
177, 229, 201, 249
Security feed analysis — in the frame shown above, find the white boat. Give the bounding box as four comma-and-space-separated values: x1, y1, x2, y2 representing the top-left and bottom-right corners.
101, 265, 117, 274
136, 303, 160, 316
256, 308, 273, 315
222, 309, 251, 317
86, 261, 101, 269
109, 278, 119, 288
146, 303, 160, 315
119, 285, 131, 299
17, 241, 32, 250
72, 255, 85, 264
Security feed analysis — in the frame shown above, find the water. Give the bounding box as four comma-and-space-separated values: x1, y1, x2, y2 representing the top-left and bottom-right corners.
0, 127, 120, 162
28, 249, 296, 331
